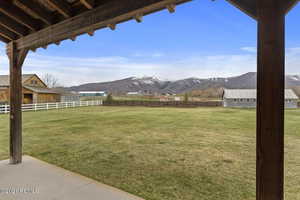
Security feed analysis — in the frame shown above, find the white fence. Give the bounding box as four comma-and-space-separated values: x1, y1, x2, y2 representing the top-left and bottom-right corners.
0, 100, 103, 114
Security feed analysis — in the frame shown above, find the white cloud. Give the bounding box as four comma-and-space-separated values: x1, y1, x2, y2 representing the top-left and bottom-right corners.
241, 46, 257, 53
132, 52, 165, 58
0, 47, 299, 86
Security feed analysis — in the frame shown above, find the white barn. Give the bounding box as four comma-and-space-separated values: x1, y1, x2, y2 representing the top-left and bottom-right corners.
223, 89, 299, 108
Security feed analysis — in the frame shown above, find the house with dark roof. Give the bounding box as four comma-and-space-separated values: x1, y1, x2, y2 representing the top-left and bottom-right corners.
223, 89, 299, 108
0, 74, 60, 104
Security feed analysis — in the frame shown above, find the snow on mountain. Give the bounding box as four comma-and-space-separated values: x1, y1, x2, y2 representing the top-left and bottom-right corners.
67, 72, 300, 95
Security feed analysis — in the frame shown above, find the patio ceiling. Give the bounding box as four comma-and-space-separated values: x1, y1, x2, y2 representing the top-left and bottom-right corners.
0, 0, 297, 50
0, 0, 192, 50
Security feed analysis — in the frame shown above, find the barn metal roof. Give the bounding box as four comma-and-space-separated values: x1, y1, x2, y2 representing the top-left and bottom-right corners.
24, 86, 59, 94
223, 89, 299, 100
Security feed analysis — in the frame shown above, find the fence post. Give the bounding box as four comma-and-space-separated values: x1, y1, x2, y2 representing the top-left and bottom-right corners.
46, 103, 49, 110
56, 102, 58, 109
5, 104, 8, 114
73, 101, 75, 107
34, 103, 37, 111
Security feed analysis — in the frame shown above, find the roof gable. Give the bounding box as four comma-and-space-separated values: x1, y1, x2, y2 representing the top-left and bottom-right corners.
23, 74, 48, 88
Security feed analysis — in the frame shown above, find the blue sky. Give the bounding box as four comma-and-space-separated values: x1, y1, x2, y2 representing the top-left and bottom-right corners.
0, 1, 300, 86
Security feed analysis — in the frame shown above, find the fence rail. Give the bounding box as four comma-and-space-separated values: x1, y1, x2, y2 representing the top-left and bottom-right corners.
0, 100, 103, 114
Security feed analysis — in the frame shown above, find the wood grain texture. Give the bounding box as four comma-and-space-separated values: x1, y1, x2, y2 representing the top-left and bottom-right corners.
256, 0, 285, 199
7, 42, 28, 164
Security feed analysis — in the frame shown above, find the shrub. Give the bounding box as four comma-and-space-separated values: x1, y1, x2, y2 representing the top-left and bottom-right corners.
184, 93, 189, 102
106, 93, 113, 102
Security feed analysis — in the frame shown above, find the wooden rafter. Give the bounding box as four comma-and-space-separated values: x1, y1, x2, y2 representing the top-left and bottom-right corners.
13, 0, 53, 25
0, 34, 9, 43
226, 0, 257, 19
0, 1, 40, 31
80, 0, 95, 9
0, 25, 18, 40
0, 14, 27, 37
44, 0, 73, 18
16, 0, 191, 50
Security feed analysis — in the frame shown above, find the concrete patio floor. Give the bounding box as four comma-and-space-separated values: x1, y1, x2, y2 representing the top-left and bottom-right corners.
0, 155, 144, 200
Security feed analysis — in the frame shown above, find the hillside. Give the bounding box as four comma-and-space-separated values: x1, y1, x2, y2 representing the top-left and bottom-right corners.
67, 72, 300, 96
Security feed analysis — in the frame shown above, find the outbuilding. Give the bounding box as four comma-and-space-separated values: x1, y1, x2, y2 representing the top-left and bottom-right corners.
79, 91, 107, 97
0, 74, 60, 104
223, 89, 299, 108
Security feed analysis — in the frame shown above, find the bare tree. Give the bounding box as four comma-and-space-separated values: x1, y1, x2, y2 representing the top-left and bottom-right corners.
42, 73, 60, 88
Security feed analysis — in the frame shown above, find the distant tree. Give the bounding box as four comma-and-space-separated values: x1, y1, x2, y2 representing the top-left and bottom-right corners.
184, 93, 189, 102
106, 93, 113, 102
42, 73, 60, 88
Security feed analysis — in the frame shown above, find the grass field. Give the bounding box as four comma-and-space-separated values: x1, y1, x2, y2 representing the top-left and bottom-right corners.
0, 106, 299, 200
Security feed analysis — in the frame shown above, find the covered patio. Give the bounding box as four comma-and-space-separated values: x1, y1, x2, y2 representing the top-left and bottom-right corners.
0, 0, 299, 199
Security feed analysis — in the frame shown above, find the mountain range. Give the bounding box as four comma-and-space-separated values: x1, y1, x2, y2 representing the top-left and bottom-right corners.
67, 72, 300, 95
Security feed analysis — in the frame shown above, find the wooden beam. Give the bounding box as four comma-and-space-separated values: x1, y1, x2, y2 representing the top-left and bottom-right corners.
0, 1, 40, 31
107, 23, 116, 30
256, 0, 285, 199
166, 4, 176, 13
13, 0, 53, 25
16, 0, 191, 50
45, 0, 73, 18
0, 25, 18, 40
0, 14, 27, 36
226, 0, 257, 19
134, 14, 143, 23
17, 48, 29, 67
70, 36, 77, 41
7, 42, 28, 164
87, 30, 95, 36
80, 0, 95, 9
0, 35, 9, 43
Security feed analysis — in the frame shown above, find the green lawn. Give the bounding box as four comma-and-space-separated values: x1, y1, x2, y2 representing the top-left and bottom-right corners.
0, 107, 299, 200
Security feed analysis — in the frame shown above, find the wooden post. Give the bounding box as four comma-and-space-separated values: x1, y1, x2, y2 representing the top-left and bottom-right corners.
7, 42, 28, 164
256, 0, 286, 199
